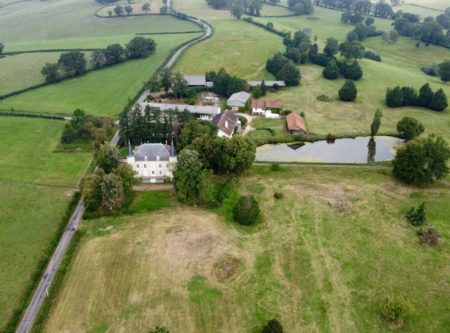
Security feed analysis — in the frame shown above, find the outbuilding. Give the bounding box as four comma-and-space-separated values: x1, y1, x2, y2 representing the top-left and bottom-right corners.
286, 112, 307, 135
226, 91, 251, 110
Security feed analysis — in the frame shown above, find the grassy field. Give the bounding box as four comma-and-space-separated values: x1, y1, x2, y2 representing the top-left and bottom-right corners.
97, 0, 165, 16
173, 0, 284, 79
0, 116, 91, 329
0, 52, 92, 96
0, 33, 201, 116
43, 167, 450, 332
0, 0, 199, 50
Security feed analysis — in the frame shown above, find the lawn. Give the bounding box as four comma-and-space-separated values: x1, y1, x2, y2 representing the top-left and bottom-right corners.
0, 33, 202, 117
42, 167, 450, 332
0, 116, 91, 329
173, 0, 284, 79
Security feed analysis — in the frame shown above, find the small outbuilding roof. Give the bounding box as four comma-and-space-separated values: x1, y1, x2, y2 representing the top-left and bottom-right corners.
184, 75, 206, 86
133, 143, 175, 162
286, 112, 307, 133
227, 91, 251, 107
212, 110, 239, 137
140, 102, 220, 116
247, 80, 286, 88
251, 99, 282, 109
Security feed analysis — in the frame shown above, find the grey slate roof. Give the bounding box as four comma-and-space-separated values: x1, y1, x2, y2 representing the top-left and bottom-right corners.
133, 143, 174, 162
226, 91, 251, 107
139, 102, 220, 116
247, 80, 286, 88
184, 75, 206, 86
212, 110, 239, 137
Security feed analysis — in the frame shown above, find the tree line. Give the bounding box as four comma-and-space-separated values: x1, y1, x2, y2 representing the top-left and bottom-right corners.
314, 0, 395, 19
119, 104, 174, 146
62, 109, 114, 144
41, 37, 156, 83
393, 11, 450, 49
386, 83, 448, 112
422, 60, 450, 83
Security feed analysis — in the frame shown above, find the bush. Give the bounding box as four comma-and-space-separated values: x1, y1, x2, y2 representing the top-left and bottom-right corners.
271, 163, 281, 171
233, 195, 260, 226
421, 63, 439, 76
262, 319, 283, 333
326, 133, 336, 142
317, 94, 331, 102
274, 192, 284, 200
363, 50, 382, 62
239, 116, 248, 128
380, 296, 414, 325
338, 80, 357, 102
405, 202, 426, 226
418, 228, 442, 246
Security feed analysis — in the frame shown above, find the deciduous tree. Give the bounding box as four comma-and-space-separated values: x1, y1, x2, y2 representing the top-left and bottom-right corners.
58, 51, 86, 76
393, 135, 450, 186
396, 117, 424, 141
101, 173, 124, 211
95, 144, 119, 173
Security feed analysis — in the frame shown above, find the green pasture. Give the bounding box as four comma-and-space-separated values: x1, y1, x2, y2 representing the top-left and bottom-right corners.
0, 34, 201, 117
0, 116, 91, 329
0, 0, 199, 49
0, 52, 92, 96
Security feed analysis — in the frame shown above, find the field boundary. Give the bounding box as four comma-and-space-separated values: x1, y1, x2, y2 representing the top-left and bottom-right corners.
0, 109, 67, 120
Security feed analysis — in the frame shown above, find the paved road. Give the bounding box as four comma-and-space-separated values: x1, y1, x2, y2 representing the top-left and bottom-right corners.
16, 200, 85, 333
164, 0, 212, 69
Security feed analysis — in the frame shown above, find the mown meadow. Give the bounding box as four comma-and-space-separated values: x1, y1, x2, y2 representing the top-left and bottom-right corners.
41, 167, 450, 332
0, 117, 91, 329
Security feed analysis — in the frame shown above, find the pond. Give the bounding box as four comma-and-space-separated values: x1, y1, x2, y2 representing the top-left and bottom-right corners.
256, 136, 404, 164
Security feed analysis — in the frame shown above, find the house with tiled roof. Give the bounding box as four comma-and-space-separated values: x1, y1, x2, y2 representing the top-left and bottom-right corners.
286, 112, 307, 135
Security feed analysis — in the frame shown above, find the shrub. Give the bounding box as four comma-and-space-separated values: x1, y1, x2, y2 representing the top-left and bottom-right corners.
239, 116, 248, 128
233, 195, 260, 226
396, 117, 424, 141
149, 327, 170, 333
380, 296, 414, 325
262, 319, 283, 333
274, 192, 284, 200
363, 50, 382, 62
271, 163, 281, 171
340, 60, 363, 80
338, 80, 357, 102
405, 202, 426, 226
421, 63, 439, 76
418, 228, 442, 246
322, 59, 339, 79
326, 133, 336, 142
317, 94, 331, 102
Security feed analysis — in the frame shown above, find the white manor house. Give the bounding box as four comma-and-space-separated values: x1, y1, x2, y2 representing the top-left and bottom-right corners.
126, 142, 177, 183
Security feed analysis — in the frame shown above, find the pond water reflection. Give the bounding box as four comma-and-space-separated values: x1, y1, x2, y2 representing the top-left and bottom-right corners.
256, 136, 404, 164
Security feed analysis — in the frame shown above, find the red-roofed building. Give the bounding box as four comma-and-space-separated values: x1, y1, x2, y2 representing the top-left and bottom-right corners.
286, 112, 307, 134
